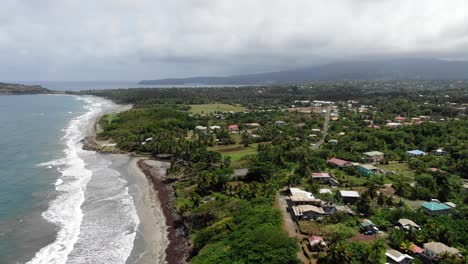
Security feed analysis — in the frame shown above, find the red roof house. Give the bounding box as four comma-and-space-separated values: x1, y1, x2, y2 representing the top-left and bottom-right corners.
327, 158, 352, 167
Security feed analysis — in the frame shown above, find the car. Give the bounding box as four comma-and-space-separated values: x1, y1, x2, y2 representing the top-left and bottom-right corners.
363, 230, 375, 235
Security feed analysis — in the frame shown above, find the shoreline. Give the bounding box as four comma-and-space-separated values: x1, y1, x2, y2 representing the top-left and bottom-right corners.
85, 96, 188, 264
137, 159, 190, 264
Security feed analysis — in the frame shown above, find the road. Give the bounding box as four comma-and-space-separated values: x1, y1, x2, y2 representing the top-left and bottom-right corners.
311, 106, 331, 150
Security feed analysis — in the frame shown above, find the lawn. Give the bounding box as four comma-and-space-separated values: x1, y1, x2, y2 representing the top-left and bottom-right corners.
188, 103, 245, 114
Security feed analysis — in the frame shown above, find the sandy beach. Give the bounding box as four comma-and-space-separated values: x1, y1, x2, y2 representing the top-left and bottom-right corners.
85, 96, 185, 264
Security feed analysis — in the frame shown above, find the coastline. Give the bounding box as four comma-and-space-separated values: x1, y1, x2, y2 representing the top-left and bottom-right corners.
85, 96, 188, 264
137, 159, 190, 264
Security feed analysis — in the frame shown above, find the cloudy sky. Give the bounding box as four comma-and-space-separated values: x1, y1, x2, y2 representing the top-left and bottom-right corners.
1, 0, 468, 81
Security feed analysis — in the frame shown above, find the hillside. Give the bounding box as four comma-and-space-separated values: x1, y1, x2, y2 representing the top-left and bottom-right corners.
0, 83, 52, 95
139, 58, 468, 85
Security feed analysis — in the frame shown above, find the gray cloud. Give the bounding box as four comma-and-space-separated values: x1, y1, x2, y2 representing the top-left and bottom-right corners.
1, 0, 468, 81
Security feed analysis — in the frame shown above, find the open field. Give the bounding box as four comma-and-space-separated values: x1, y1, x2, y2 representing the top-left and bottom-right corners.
208, 143, 258, 163
378, 163, 416, 182
188, 103, 245, 114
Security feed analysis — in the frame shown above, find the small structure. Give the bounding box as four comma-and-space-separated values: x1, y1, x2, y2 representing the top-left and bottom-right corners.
311, 173, 333, 183
209, 125, 221, 130
360, 219, 379, 234
244, 123, 261, 128
319, 188, 332, 194
431, 148, 448, 156
339, 190, 360, 204
421, 201, 453, 216
357, 164, 380, 176
423, 242, 460, 260
328, 139, 338, 145
308, 235, 326, 250
327, 158, 352, 168
409, 243, 424, 255
407, 150, 427, 157
386, 249, 414, 264
275, 120, 287, 126
227, 124, 239, 132
395, 116, 406, 123
289, 188, 321, 205
144, 137, 153, 142
397, 219, 421, 231
363, 151, 385, 163
195, 125, 208, 131
387, 122, 403, 128
292, 205, 325, 220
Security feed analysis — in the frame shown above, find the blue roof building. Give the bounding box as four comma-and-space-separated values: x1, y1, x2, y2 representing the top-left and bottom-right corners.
407, 150, 427, 157
421, 201, 452, 216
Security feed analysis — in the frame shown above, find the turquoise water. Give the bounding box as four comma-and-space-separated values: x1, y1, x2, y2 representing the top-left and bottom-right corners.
0, 95, 85, 263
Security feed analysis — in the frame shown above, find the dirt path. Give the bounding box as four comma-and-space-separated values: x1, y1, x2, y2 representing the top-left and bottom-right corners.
277, 191, 309, 264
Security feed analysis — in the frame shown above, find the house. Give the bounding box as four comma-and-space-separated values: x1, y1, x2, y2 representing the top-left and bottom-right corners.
209, 125, 221, 130
397, 219, 421, 231
292, 205, 325, 220
289, 188, 321, 205
244, 123, 261, 128
431, 148, 448, 156
195, 125, 207, 130
227, 124, 239, 132
339, 190, 360, 204
321, 202, 337, 215
360, 219, 379, 234
407, 150, 427, 157
422, 242, 460, 260
364, 151, 385, 163
395, 116, 406, 123
311, 173, 339, 186
386, 122, 403, 128
386, 249, 414, 264
327, 158, 352, 168
275, 120, 287, 126
328, 139, 338, 145
308, 235, 326, 250
357, 164, 380, 176
421, 201, 452, 216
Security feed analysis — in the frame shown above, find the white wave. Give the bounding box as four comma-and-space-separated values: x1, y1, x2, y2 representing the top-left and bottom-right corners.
26, 96, 108, 264
27, 96, 139, 264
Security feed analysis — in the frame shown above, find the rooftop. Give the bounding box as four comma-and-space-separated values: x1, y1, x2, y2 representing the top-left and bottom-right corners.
421, 201, 451, 211
312, 172, 331, 178
424, 242, 460, 255
358, 164, 379, 170
364, 151, 384, 156
340, 190, 360, 198
292, 205, 325, 215
398, 218, 420, 228
407, 149, 426, 155
327, 158, 351, 166
386, 249, 414, 262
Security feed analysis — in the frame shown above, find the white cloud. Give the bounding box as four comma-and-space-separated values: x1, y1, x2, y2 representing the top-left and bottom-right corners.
1, 0, 468, 80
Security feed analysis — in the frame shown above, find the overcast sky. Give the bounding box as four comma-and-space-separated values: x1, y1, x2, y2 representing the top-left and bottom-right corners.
2, 0, 468, 81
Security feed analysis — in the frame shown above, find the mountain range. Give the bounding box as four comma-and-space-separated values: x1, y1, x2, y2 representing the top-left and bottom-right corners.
139, 58, 468, 85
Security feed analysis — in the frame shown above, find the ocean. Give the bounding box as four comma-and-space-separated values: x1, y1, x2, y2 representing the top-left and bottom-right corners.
0, 95, 164, 264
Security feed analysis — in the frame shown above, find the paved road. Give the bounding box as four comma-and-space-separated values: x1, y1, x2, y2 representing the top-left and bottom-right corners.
311, 106, 331, 150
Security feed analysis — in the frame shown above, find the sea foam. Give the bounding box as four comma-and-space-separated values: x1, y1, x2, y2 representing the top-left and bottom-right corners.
26, 96, 138, 264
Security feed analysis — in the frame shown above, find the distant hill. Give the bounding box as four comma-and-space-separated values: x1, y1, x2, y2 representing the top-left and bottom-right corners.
139, 58, 468, 85
0, 82, 52, 95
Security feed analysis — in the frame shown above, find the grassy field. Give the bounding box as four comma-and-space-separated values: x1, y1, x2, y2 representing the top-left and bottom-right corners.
377, 163, 416, 182
209, 143, 258, 164
188, 103, 245, 114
